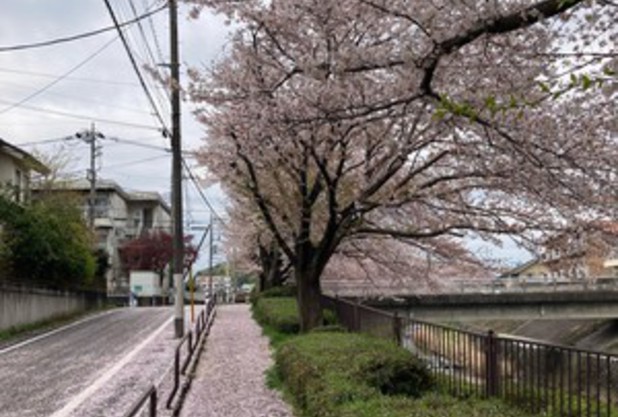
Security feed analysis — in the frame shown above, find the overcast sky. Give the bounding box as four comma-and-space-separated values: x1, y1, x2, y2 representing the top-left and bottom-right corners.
0, 0, 233, 268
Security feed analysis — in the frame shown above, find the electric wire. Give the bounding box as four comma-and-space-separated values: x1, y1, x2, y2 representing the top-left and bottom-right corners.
181, 157, 225, 223
120, 0, 172, 127
15, 137, 71, 147
0, 67, 157, 87
102, 0, 170, 135
0, 36, 118, 115
143, 0, 165, 67
127, 0, 160, 72
108, 136, 197, 156
0, 79, 154, 115
125, 0, 172, 112
0, 98, 161, 130
0, 4, 166, 52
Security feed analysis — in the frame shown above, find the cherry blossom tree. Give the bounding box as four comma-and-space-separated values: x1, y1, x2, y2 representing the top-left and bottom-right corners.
187, 0, 617, 330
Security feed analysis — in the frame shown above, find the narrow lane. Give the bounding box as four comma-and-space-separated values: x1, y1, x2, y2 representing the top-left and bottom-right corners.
0, 307, 174, 417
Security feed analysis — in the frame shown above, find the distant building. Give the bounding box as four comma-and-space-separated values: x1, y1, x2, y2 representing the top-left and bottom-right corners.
196, 273, 234, 303
499, 258, 550, 280
0, 138, 49, 203
33, 179, 171, 292
501, 225, 618, 281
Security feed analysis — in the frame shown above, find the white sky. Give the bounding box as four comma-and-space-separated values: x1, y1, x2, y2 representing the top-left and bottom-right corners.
0, 0, 231, 269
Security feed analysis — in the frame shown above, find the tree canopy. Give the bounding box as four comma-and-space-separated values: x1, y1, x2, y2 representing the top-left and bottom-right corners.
187, 0, 617, 330
0, 193, 96, 289
119, 230, 197, 277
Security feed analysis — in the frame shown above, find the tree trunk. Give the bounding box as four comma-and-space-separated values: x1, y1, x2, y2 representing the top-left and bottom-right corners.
296, 265, 323, 332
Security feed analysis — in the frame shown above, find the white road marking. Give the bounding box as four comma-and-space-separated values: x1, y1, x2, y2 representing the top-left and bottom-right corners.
49, 314, 174, 417
0, 309, 118, 355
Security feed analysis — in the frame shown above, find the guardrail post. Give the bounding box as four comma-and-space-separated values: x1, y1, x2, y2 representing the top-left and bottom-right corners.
149, 389, 157, 417
486, 330, 500, 398
393, 312, 402, 346
354, 300, 360, 332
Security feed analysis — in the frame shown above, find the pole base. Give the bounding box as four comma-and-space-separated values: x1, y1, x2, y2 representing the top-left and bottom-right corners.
174, 317, 184, 338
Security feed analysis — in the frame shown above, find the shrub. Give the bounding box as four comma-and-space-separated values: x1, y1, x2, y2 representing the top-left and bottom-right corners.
253, 296, 337, 334
276, 332, 434, 417
250, 285, 297, 305
254, 297, 300, 334
337, 393, 538, 417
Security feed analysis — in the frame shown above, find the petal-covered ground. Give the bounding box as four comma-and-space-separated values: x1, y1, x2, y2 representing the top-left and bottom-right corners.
180, 304, 294, 417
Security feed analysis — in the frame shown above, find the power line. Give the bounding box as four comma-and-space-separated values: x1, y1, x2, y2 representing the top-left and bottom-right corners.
102, 0, 170, 135
0, 4, 166, 52
15, 137, 71, 147
143, 0, 165, 67
122, 0, 171, 120
0, 98, 161, 131
64, 154, 169, 175
0, 37, 118, 115
128, 0, 160, 71
109, 136, 197, 155
0, 66, 152, 87
0, 79, 154, 115
182, 157, 225, 223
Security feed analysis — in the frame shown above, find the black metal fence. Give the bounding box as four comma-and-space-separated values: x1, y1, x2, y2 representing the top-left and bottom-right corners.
124, 297, 216, 417
321, 295, 618, 417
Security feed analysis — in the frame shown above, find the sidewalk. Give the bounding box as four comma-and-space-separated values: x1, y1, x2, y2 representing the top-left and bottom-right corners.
179, 304, 294, 417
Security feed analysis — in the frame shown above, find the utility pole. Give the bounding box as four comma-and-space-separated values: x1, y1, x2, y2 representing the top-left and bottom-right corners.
75, 123, 103, 229
169, 0, 185, 338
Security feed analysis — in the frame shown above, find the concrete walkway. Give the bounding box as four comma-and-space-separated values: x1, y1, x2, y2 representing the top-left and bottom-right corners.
179, 304, 294, 417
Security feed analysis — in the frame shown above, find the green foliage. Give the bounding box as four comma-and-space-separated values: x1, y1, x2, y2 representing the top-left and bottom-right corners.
250, 284, 296, 305
253, 296, 337, 335
337, 393, 538, 417
254, 297, 302, 334
275, 331, 435, 417
0, 195, 95, 289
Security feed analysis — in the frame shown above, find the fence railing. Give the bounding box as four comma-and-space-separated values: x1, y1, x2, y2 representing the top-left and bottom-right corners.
321, 295, 618, 417
124, 297, 216, 417
122, 385, 157, 417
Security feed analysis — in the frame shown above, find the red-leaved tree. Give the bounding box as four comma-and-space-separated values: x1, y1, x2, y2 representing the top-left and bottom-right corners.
119, 231, 198, 280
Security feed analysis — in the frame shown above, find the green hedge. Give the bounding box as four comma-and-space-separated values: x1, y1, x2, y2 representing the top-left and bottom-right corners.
254, 297, 302, 334
253, 296, 337, 335
250, 285, 297, 305
275, 331, 435, 417
337, 393, 539, 417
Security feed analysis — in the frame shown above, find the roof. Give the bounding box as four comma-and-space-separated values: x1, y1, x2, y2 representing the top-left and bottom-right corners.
126, 191, 171, 214
0, 138, 50, 174
498, 258, 541, 278
32, 178, 171, 213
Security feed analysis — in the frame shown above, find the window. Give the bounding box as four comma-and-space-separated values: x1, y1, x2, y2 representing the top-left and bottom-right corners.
143, 208, 153, 229
93, 196, 110, 217
14, 169, 22, 202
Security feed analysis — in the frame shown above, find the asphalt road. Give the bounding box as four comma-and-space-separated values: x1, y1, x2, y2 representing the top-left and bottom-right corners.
0, 307, 179, 417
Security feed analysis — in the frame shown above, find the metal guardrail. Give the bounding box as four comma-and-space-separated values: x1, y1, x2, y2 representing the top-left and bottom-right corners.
123, 297, 215, 417
322, 295, 618, 417
122, 385, 157, 417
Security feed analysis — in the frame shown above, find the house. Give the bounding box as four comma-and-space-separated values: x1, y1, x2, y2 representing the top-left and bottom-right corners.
501, 224, 618, 281
499, 258, 550, 280
32, 179, 171, 292
0, 138, 49, 202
